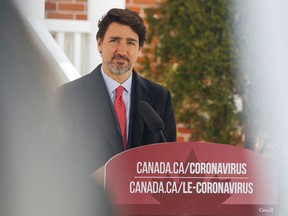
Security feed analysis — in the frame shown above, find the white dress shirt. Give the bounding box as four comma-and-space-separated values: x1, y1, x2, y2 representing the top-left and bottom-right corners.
101, 67, 132, 141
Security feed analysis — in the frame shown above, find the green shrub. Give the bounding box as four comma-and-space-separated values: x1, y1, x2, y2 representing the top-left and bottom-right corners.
142, 0, 243, 145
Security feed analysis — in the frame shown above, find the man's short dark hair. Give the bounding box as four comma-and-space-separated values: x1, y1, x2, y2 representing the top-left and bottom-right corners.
96, 8, 147, 48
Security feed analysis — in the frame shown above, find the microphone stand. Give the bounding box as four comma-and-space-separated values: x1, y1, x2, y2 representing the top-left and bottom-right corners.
158, 129, 167, 143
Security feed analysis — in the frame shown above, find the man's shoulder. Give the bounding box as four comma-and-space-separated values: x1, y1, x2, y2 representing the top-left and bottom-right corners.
61, 73, 88, 89
134, 71, 169, 94
60, 66, 101, 92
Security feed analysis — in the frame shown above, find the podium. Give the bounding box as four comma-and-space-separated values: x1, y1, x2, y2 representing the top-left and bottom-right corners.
105, 142, 278, 216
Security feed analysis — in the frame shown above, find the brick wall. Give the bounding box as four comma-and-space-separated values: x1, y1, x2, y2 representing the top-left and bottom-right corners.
126, 0, 163, 17
44, 0, 163, 21
45, 0, 192, 141
45, 0, 88, 20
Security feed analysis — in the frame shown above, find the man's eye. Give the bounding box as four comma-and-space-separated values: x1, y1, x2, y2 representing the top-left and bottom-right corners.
109, 39, 120, 43
128, 41, 136, 46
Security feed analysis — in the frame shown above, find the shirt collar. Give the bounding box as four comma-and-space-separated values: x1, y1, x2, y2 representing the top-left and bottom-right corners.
101, 67, 133, 94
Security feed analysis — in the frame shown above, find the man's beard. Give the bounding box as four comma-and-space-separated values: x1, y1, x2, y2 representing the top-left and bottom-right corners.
106, 54, 132, 75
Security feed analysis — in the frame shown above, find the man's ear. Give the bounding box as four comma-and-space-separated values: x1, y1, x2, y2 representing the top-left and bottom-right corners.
97, 39, 102, 53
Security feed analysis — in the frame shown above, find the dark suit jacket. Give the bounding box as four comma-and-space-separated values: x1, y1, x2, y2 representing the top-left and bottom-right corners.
52, 64, 176, 175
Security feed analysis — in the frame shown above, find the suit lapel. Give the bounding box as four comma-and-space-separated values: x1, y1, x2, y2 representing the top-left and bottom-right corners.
80, 65, 124, 154
129, 71, 155, 148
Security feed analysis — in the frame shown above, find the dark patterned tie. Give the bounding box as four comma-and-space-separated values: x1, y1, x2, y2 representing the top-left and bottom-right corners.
114, 86, 127, 148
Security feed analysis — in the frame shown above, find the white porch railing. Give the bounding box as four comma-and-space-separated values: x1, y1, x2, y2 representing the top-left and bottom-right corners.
44, 19, 94, 76
28, 17, 81, 82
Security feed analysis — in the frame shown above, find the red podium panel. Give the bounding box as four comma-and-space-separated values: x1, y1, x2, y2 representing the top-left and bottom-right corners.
105, 142, 277, 216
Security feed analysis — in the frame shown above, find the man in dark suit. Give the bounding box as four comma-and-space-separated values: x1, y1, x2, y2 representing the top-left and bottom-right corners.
45, 8, 176, 215
53, 8, 176, 177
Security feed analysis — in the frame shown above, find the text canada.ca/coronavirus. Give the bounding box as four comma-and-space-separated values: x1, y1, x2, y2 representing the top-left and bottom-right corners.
136, 162, 248, 175
129, 181, 254, 194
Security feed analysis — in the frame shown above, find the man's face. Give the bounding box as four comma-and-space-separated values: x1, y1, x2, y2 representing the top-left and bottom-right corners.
98, 22, 141, 77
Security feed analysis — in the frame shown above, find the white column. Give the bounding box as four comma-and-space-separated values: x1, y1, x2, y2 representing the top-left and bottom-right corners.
87, 0, 125, 72
73, 32, 82, 72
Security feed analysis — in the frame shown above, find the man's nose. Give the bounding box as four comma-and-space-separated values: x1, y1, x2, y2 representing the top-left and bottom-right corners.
116, 42, 127, 54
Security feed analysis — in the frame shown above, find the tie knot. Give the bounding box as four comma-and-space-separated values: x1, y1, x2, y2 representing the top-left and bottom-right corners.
116, 86, 125, 97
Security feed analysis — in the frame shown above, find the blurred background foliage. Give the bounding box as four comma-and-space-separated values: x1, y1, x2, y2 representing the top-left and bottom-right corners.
142, 0, 244, 146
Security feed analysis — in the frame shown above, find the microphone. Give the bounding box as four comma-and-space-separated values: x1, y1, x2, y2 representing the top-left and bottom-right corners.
138, 101, 167, 142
